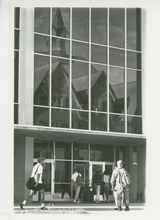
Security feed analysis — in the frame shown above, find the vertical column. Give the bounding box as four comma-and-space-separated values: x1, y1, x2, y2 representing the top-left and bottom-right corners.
89, 8, 91, 130
129, 146, 138, 202
124, 8, 127, 133
49, 8, 52, 127
128, 146, 133, 201
14, 135, 26, 203
24, 137, 34, 197
71, 143, 73, 198
139, 144, 146, 202
69, 8, 72, 128
19, 8, 34, 125
53, 142, 56, 194
141, 9, 145, 135
107, 8, 110, 132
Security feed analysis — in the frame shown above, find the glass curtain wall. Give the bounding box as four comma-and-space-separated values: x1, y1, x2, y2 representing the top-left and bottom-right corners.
33, 8, 142, 134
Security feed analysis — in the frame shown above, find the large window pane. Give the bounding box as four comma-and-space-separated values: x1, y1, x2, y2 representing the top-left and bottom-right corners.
109, 67, 125, 113
91, 45, 107, 64
72, 61, 89, 110
91, 112, 107, 131
14, 51, 19, 103
34, 55, 50, 106
55, 161, 71, 182
72, 41, 89, 61
34, 107, 49, 126
51, 108, 69, 128
91, 8, 107, 45
127, 116, 142, 134
91, 64, 107, 111
127, 8, 141, 51
127, 70, 142, 115
34, 139, 53, 159
52, 58, 69, 108
34, 8, 50, 35
55, 142, 71, 159
109, 48, 125, 67
52, 8, 70, 38
109, 8, 125, 48
73, 143, 89, 160
34, 34, 50, 55
109, 114, 125, 132
14, 7, 20, 28
52, 37, 70, 58
90, 145, 114, 162
72, 110, 88, 130
72, 8, 89, 42
127, 51, 141, 69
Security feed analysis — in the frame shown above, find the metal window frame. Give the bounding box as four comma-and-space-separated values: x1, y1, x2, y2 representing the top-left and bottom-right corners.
21, 7, 143, 135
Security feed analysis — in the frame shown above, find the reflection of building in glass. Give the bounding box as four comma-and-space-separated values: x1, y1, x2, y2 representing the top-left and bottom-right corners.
14, 7, 146, 204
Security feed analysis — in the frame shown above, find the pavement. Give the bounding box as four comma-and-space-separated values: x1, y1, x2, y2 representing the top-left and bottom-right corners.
14, 202, 145, 214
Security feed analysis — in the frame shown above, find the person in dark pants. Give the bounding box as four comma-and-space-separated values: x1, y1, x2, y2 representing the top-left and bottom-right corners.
19, 157, 48, 210
110, 160, 130, 211
92, 169, 103, 203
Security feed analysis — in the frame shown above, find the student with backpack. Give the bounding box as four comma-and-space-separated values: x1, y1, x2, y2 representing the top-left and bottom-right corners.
19, 157, 48, 210
110, 160, 130, 211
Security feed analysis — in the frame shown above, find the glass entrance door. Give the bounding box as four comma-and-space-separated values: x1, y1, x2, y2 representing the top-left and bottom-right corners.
89, 161, 114, 201
89, 162, 114, 184
89, 162, 105, 186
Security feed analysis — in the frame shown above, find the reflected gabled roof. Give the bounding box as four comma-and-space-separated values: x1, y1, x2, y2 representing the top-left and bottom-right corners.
72, 66, 102, 92
35, 58, 136, 107
34, 62, 59, 91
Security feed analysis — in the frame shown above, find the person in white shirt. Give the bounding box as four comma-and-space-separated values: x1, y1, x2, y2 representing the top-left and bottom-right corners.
71, 169, 82, 203
20, 157, 48, 210
110, 160, 130, 211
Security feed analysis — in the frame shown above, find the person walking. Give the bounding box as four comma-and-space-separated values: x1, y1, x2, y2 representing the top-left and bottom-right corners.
92, 169, 103, 203
110, 160, 130, 211
71, 169, 82, 203
102, 169, 110, 203
19, 157, 48, 210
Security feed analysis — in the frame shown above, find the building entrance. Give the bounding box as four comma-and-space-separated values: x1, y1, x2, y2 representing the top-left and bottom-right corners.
89, 161, 113, 185
32, 160, 114, 202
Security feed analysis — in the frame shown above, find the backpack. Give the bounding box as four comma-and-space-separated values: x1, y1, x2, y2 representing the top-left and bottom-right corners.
76, 174, 83, 185
117, 169, 130, 190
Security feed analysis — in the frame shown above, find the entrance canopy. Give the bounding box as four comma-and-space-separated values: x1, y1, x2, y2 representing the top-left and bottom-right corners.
14, 124, 146, 147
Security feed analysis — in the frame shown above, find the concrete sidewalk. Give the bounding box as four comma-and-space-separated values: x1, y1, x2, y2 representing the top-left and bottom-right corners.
14, 203, 145, 214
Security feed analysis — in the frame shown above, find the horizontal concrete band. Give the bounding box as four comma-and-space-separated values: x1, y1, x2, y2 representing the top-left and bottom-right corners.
14, 124, 146, 146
